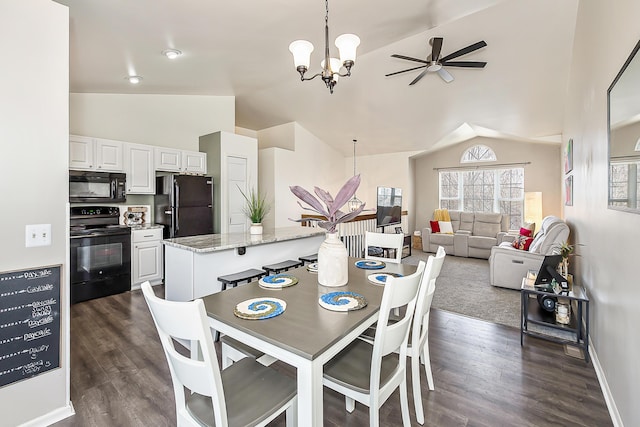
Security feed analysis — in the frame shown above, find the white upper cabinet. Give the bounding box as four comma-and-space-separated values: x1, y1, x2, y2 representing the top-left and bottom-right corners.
69, 135, 124, 172
154, 147, 206, 174
124, 143, 155, 194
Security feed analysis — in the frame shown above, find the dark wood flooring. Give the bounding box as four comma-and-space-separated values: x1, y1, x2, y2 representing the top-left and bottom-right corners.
52, 285, 612, 427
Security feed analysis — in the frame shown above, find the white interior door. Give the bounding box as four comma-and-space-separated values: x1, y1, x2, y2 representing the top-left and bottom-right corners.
227, 156, 248, 234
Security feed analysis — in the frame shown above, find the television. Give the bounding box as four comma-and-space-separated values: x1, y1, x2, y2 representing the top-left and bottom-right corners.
533, 254, 567, 289
376, 186, 402, 229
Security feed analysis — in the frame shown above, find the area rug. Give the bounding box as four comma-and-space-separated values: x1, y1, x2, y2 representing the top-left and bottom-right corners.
403, 252, 521, 329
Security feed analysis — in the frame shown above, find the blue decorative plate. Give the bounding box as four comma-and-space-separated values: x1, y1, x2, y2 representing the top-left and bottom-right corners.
306, 262, 318, 273
355, 260, 386, 270
258, 274, 298, 289
318, 291, 367, 312
234, 297, 286, 320
367, 272, 404, 285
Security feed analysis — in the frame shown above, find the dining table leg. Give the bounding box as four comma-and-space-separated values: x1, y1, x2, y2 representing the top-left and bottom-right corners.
296, 358, 324, 426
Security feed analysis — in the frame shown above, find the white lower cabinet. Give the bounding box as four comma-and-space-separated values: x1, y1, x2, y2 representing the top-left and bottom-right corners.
131, 228, 164, 289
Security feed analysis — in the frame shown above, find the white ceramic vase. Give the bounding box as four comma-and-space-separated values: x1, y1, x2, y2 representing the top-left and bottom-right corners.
317, 231, 348, 287
250, 223, 263, 235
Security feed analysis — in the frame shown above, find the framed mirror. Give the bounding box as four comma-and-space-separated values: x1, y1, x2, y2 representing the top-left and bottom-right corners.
608, 40, 640, 213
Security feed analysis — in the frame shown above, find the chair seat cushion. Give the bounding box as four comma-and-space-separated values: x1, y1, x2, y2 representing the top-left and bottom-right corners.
467, 235, 498, 250
323, 338, 398, 394
430, 233, 454, 246
186, 357, 295, 427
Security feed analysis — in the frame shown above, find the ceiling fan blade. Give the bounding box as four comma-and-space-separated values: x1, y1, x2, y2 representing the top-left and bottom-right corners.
437, 68, 454, 83
385, 65, 427, 77
431, 37, 443, 61
440, 40, 487, 62
441, 61, 487, 68
409, 69, 429, 86
391, 54, 428, 64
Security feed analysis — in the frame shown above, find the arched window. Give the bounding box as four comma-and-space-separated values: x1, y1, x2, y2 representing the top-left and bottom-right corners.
461, 145, 496, 163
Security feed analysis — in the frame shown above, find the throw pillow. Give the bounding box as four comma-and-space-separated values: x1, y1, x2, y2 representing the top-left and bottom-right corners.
519, 227, 533, 238
512, 234, 533, 251
438, 221, 454, 234
429, 220, 441, 233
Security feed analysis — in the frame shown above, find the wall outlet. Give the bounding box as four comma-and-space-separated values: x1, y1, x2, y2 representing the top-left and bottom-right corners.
25, 224, 52, 247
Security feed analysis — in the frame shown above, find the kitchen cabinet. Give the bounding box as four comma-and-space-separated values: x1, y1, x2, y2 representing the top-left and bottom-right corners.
154, 147, 207, 174
69, 135, 124, 171
131, 227, 164, 289
124, 142, 154, 194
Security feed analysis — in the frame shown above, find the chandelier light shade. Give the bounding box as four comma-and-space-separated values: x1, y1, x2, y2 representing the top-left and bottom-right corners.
288, 0, 360, 93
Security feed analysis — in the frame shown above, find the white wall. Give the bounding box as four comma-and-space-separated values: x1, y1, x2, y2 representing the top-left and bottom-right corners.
345, 150, 421, 231
258, 123, 345, 228
563, 1, 640, 425
412, 137, 562, 232
0, 0, 71, 425
70, 93, 235, 150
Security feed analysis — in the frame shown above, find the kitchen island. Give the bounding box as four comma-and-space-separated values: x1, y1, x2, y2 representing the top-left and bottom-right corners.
163, 226, 325, 301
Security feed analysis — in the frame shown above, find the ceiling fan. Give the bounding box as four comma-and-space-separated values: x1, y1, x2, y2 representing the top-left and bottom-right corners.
386, 37, 487, 84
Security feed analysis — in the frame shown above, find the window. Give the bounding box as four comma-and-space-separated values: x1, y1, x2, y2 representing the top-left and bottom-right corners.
439, 145, 524, 228
460, 145, 496, 163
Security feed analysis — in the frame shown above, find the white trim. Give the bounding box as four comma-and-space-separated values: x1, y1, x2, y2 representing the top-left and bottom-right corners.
589, 338, 623, 427
18, 403, 75, 427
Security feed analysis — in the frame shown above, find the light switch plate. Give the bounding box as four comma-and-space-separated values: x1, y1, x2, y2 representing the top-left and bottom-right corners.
25, 224, 52, 247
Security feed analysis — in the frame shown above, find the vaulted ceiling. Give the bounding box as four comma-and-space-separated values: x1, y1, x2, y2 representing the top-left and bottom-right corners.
55, 0, 579, 156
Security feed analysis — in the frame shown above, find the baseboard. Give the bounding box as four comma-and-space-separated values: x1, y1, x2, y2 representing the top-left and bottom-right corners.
590, 339, 624, 427
18, 402, 75, 427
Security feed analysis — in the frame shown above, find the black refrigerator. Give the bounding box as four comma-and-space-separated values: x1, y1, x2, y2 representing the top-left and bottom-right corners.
155, 175, 214, 238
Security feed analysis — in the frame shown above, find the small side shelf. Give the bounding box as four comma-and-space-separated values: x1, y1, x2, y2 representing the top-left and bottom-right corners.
520, 279, 590, 362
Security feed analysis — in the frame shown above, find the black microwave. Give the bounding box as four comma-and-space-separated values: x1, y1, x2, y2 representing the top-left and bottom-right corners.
69, 170, 126, 203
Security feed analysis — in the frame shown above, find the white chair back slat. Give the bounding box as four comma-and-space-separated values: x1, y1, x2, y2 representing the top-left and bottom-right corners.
365, 231, 404, 264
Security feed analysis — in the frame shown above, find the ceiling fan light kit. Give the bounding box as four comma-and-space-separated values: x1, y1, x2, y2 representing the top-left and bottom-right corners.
386, 37, 487, 85
288, 0, 360, 93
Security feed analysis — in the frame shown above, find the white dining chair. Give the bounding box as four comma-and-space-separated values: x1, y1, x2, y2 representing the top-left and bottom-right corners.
141, 282, 297, 427
322, 260, 426, 427
409, 246, 446, 424
358, 246, 446, 425
365, 231, 404, 264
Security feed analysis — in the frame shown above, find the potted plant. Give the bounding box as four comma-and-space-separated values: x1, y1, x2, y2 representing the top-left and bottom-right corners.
238, 186, 271, 235
289, 175, 366, 287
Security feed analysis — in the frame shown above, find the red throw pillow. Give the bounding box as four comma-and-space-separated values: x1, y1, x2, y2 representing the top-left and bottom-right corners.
519, 227, 533, 238
512, 235, 533, 251
430, 220, 440, 233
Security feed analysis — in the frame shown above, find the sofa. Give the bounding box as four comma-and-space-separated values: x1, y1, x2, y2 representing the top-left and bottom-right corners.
421, 211, 510, 259
489, 215, 570, 289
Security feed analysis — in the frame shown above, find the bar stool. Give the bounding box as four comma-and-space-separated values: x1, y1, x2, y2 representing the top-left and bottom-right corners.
261, 260, 303, 275
298, 253, 318, 265
218, 268, 266, 291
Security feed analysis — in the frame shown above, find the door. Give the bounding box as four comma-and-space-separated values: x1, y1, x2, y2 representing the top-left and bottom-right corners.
175, 175, 213, 207
125, 143, 154, 194
227, 156, 247, 234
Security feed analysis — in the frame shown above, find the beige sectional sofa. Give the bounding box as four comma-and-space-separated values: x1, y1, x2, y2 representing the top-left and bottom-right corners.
421, 211, 510, 259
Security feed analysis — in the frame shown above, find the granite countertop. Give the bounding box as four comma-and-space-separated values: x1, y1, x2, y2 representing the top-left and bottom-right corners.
162, 226, 325, 253
129, 224, 164, 231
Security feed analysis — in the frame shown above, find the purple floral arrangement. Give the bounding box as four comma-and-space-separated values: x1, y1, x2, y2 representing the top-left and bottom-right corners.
290, 175, 366, 233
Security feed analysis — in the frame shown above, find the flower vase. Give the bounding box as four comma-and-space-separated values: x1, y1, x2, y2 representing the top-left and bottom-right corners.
317, 232, 348, 287
560, 258, 569, 278
250, 223, 263, 235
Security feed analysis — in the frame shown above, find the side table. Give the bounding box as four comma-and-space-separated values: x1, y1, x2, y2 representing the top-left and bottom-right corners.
520, 278, 590, 363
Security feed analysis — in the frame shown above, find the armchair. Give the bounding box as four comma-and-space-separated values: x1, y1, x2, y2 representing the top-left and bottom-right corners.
489, 216, 570, 289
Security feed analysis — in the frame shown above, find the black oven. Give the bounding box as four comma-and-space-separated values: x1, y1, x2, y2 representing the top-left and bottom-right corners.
70, 206, 131, 304
69, 170, 126, 203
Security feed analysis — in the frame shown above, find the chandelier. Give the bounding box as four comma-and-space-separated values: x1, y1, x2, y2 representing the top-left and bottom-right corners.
348, 139, 363, 212
288, 0, 360, 94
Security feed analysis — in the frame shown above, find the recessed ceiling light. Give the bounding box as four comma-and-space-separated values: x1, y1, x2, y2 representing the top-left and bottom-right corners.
126, 75, 143, 84
162, 49, 182, 59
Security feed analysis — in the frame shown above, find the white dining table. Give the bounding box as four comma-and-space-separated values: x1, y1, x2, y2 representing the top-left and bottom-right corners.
201, 259, 416, 426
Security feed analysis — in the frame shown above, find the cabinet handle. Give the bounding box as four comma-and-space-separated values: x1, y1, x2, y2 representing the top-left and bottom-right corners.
144, 235, 153, 238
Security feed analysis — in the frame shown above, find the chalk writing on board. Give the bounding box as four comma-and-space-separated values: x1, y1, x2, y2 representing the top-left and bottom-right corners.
0, 265, 60, 388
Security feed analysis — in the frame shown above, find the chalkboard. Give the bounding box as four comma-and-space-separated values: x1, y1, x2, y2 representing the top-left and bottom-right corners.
0, 265, 61, 388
